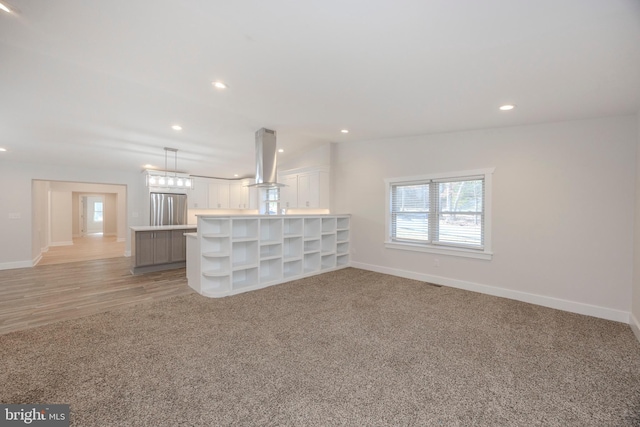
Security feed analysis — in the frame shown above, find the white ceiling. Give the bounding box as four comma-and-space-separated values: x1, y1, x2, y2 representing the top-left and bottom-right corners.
1, 0, 639, 178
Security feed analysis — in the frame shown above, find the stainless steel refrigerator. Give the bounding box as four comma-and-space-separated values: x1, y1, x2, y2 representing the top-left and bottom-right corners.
150, 193, 188, 226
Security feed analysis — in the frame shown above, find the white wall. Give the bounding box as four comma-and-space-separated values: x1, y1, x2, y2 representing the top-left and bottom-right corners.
333, 115, 637, 322
31, 180, 50, 259
0, 160, 147, 269
279, 143, 331, 172
632, 111, 640, 340
50, 190, 73, 245
104, 193, 117, 236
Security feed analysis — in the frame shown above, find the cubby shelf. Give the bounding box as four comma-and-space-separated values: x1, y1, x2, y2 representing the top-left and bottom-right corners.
202, 233, 229, 238
202, 251, 229, 258
232, 262, 259, 271
189, 215, 350, 298
202, 270, 229, 277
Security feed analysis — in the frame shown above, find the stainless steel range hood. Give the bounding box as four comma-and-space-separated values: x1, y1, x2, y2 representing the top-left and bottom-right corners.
250, 128, 284, 188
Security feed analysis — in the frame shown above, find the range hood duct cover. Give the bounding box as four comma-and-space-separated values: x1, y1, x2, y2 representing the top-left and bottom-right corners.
253, 128, 284, 187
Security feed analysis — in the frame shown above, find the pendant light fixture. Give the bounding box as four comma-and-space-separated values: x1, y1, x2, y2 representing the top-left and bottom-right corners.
146, 147, 192, 189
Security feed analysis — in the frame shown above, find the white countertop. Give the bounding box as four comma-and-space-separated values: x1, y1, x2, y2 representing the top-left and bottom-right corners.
130, 225, 197, 231
195, 214, 350, 218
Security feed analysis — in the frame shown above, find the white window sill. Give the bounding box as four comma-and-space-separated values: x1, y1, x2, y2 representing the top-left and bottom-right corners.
384, 241, 493, 260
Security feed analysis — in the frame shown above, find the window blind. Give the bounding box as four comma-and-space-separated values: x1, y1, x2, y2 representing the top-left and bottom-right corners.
391, 183, 430, 242
390, 176, 484, 249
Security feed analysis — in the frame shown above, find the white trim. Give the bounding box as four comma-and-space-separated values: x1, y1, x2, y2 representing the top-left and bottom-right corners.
384, 167, 494, 259
0, 259, 35, 270
32, 254, 42, 266
124, 250, 131, 257
351, 261, 630, 323
384, 168, 496, 185
384, 241, 493, 260
631, 313, 640, 344
49, 241, 74, 247
117, 237, 126, 243
279, 165, 330, 176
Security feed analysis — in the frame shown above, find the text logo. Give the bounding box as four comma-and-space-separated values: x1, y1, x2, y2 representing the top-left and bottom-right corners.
0, 405, 69, 427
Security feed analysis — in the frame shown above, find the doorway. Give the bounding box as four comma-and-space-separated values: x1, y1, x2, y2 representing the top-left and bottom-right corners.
83, 195, 105, 235
32, 180, 127, 266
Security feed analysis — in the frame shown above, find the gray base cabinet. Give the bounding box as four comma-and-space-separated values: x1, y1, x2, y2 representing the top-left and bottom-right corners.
131, 227, 196, 274
171, 229, 190, 262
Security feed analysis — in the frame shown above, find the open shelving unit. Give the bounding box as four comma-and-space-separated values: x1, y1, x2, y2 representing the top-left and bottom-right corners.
189, 214, 350, 298
336, 217, 350, 269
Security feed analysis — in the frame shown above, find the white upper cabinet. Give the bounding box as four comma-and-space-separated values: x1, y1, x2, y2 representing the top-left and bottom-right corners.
201, 179, 256, 209
229, 181, 249, 209
208, 180, 230, 209
189, 177, 210, 209
279, 175, 299, 209
278, 168, 329, 210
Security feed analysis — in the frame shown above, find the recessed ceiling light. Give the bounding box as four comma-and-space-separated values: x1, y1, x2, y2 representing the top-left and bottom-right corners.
341, 129, 349, 134
212, 81, 228, 89
278, 149, 284, 153
499, 104, 515, 111
172, 125, 182, 131
0, 147, 7, 152
0, 2, 12, 13
234, 174, 239, 177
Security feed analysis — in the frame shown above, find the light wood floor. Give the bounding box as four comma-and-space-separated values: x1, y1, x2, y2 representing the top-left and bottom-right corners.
38, 234, 126, 265
0, 257, 193, 335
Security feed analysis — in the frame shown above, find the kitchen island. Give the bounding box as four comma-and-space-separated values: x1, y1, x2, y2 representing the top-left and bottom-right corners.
130, 225, 197, 274
187, 214, 350, 298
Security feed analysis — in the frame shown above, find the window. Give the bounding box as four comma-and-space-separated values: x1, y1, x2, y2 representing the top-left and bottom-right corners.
385, 168, 493, 260
261, 187, 280, 215
93, 202, 103, 222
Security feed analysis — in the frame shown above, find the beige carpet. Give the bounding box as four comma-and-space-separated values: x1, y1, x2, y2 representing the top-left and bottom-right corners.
1, 268, 639, 426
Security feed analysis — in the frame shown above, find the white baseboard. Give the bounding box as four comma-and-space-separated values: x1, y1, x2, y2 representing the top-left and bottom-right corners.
351, 262, 630, 324
124, 251, 131, 257
0, 259, 35, 270
41, 246, 49, 253
631, 313, 640, 344
117, 238, 126, 243
32, 254, 42, 267
49, 241, 74, 247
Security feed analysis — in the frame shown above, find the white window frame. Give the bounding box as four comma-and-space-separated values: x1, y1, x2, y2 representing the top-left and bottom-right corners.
260, 187, 280, 215
93, 201, 104, 222
384, 168, 494, 260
